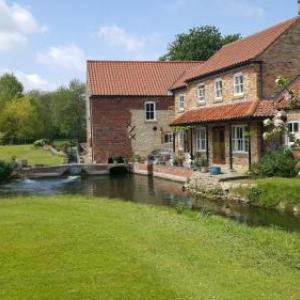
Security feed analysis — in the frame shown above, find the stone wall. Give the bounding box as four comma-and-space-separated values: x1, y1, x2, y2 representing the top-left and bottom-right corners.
90, 96, 174, 163
174, 64, 260, 116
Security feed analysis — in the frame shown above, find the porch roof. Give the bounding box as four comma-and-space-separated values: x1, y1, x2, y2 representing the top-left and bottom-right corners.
171, 100, 275, 126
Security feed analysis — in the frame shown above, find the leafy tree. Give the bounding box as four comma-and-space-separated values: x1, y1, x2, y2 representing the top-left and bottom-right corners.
0, 96, 41, 143
30, 90, 59, 140
51, 80, 86, 142
160, 26, 241, 61
0, 73, 23, 106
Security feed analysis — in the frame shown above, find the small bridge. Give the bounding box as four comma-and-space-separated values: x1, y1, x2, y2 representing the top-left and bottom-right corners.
21, 163, 129, 179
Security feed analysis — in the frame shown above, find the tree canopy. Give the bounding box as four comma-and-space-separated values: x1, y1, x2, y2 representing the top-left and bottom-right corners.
0, 73, 86, 144
160, 26, 241, 61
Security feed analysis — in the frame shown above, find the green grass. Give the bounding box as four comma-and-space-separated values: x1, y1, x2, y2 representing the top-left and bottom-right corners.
0, 144, 64, 166
0, 195, 299, 300
234, 177, 300, 210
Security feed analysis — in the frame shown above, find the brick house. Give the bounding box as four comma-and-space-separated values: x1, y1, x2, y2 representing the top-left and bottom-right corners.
170, 17, 300, 172
86, 61, 203, 163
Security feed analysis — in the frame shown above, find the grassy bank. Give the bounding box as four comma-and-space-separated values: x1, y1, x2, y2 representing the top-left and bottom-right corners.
234, 177, 300, 211
0, 195, 299, 299
0, 144, 64, 166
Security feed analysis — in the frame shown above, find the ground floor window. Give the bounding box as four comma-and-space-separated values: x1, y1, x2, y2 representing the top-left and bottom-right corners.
178, 131, 189, 152
286, 121, 299, 146
196, 127, 207, 152
231, 125, 249, 153
164, 133, 173, 144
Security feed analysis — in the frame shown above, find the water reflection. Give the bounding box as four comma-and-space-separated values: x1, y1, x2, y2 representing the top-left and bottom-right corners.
0, 174, 299, 232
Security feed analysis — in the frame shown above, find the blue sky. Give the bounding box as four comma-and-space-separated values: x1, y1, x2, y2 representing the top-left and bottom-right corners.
0, 0, 297, 90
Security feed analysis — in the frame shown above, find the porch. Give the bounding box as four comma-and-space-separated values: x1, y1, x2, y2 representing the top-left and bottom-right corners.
172, 120, 264, 173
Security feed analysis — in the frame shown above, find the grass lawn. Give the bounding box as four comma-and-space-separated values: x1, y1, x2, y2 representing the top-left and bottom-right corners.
0, 196, 299, 300
234, 177, 300, 210
0, 144, 64, 166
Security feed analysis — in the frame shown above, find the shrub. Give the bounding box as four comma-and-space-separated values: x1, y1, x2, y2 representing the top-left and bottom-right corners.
247, 187, 263, 203
0, 160, 14, 182
251, 147, 299, 178
33, 139, 50, 148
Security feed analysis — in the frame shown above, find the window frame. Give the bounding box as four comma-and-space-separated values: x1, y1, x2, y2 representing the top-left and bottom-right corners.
214, 78, 223, 101
144, 101, 156, 121
178, 94, 185, 112
234, 72, 244, 96
196, 127, 207, 152
164, 132, 173, 144
286, 121, 300, 146
231, 125, 249, 154
197, 84, 206, 104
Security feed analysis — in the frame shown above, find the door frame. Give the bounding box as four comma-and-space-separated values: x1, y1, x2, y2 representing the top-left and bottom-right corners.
212, 126, 226, 164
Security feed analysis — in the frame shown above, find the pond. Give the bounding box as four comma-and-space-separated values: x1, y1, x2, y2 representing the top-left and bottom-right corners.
0, 174, 299, 232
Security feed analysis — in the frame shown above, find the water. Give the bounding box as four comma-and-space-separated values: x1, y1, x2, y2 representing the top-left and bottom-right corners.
0, 174, 299, 232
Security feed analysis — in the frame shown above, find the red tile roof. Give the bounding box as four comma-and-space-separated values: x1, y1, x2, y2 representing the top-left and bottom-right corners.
172, 101, 257, 125
87, 60, 204, 96
171, 17, 299, 89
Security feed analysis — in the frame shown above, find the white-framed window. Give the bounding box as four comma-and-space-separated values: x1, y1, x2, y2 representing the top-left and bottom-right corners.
178, 131, 185, 151
234, 73, 244, 96
232, 125, 249, 153
197, 84, 205, 104
164, 132, 173, 144
214, 78, 223, 101
286, 121, 299, 146
178, 95, 185, 111
196, 127, 207, 152
145, 101, 156, 121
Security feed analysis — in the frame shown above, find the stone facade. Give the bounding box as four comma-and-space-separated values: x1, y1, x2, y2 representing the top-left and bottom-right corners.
175, 64, 260, 115
88, 96, 174, 163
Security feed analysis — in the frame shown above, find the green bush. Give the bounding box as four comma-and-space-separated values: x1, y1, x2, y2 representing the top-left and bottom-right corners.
0, 160, 14, 182
251, 147, 299, 178
33, 139, 49, 148
247, 187, 263, 203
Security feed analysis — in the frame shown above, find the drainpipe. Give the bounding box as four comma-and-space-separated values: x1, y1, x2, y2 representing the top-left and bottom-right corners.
229, 123, 233, 171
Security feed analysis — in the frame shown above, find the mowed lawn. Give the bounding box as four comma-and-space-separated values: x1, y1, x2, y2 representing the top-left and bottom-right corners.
0, 196, 299, 300
0, 144, 64, 166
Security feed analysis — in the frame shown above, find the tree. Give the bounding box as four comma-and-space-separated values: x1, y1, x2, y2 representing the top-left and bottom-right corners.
160, 26, 241, 61
0, 96, 41, 143
0, 73, 23, 106
51, 80, 86, 141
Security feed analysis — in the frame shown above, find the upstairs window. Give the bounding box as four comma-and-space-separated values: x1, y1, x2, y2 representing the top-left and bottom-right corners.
232, 125, 249, 153
234, 73, 244, 96
214, 78, 223, 101
178, 95, 185, 111
145, 101, 156, 121
196, 127, 207, 152
197, 84, 205, 104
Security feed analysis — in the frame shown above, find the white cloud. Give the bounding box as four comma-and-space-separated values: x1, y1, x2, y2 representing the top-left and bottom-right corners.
0, 0, 47, 51
37, 45, 86, 72
98, 25, 145, 53
1, 69, 54, 91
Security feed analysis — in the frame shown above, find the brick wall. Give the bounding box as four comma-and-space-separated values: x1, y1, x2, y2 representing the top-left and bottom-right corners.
90, 96, 174, 163
259, 20, 300, 99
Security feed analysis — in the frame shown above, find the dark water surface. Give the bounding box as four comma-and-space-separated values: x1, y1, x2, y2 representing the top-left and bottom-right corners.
0, 174, 299, 232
